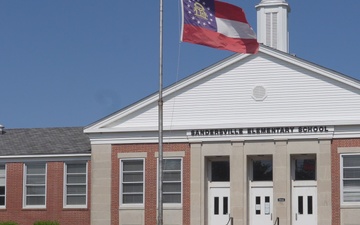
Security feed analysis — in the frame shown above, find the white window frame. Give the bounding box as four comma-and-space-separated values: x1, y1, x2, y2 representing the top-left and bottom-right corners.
0, 164, 6, 208
63, 161, 88, 208
120, 158, 145, 207
341, 153, 360, 205
158, 158, 183, 206
23, 162, 47, 209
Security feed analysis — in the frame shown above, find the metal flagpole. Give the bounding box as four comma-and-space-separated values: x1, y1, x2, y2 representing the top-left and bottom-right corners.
157, 0, 164, 223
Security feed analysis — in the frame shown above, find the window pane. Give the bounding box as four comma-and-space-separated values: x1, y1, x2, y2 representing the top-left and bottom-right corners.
27, 175, 45, 184
163, 183, 181, 192
0, 187, 4, 195
123, 173, 143, 182
295, 159, 316, 180
298, 196, 303, 214
214, 197, 219, 215
343, 155, 360, 167
26, 196, 45, 205
67, 174, 86, 183
344, 168, 360, 178
67, 185, 86, 194
0, 177, 5, 186
253, 160, 272, 181
123, 183, 143, 193
123, 160, 143, 171
0, 165, 5, 175
308, 196, 313, 214
123, 194, 143, 204
67, 164, 86, 173
67, 196, 86, 205
344, 180, 360, 190
27, 164, 45, 174
211, 161, 230, 182
0, 196, 4, 206
27, 186, 45, 195
343, 191, 360, 202
223, 197, 228, 215
164, 159, 181, 170
163, 194, 181, 203
164, 172, 181, 181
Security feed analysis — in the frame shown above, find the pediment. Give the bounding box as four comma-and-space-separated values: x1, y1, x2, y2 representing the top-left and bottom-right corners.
85, 46, 360, 135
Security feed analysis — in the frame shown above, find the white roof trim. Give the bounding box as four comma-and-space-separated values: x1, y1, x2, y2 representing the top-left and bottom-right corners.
0, 154, 91, 163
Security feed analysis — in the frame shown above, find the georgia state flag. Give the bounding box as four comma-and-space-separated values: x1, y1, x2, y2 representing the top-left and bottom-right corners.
181, 0, 259, 54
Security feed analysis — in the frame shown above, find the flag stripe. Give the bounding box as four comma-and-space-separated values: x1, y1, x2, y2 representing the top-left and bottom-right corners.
183, 24, 259, 54
216, 18, 257, 39
214, 1, 248, 23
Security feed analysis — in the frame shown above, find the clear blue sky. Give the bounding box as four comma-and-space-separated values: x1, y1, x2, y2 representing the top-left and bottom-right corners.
1, 0, 359, 128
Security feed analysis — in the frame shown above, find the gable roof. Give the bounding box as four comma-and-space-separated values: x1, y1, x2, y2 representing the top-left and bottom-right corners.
0, 127, 91, 156
84, 45, 360, 143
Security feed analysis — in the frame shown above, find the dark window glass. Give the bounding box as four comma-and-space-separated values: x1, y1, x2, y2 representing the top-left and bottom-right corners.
295, 159, 316, 180
308, 196, 313, 214
214, 197, 219, 215
211, 161, 230, 182
298, 196, 303, 214
265, 196, 269, 202
0, 197, 4, 206
223, 197, 228, 215
0, 187, 4, 195
253, 160, 272, 181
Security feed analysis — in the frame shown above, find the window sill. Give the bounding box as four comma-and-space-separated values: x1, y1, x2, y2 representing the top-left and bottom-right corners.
119, 205, 145, 210
341, 204, 360, 209
22, 207, 46, 211
161, 205, 182, 210
63, 207, 89, 211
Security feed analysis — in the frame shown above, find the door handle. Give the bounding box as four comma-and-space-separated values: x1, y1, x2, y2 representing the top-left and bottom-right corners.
271, 213, 272, 220
295, 213, 297, 221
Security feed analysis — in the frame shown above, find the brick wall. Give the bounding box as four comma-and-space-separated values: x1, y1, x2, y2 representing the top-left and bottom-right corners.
112, 143, 191, 225
0, 161, 91, 225
331, 139, 360, 225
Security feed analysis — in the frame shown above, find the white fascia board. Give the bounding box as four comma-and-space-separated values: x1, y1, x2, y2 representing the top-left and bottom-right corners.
88, 132, 335, 145
86, 119, 360, 134
88, 123, 360, 144
0, 154, 91, 163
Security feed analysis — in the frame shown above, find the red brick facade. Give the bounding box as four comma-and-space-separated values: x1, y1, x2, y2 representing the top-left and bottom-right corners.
0, 161, 91, 225
331, 139, 360, 225
111, 143, 190, 225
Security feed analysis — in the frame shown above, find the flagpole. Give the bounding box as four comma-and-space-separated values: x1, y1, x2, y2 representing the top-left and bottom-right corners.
157, 0, 164, 223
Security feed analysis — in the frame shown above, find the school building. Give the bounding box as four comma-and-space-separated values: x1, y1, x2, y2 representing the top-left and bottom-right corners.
1, 0, 360, 225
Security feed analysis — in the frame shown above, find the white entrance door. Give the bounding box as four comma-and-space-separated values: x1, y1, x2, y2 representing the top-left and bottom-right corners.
250, 187, 273, 225
209, 187, 230, 225
292, 186, 317, 225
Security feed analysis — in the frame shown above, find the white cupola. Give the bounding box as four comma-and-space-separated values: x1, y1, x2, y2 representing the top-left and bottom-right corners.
256, 0, 290, 52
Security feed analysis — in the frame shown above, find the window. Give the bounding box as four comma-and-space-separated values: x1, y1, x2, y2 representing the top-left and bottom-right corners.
295, 159, 316, 180
24, 163, 46, 208
341, 154, 360, 204
121, 159, 144, 205
0, 165, 5, 207
211, 161, 230, 182
253, 159, 273, 181
162, 158, 182, 204
64, 162, 88, 207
